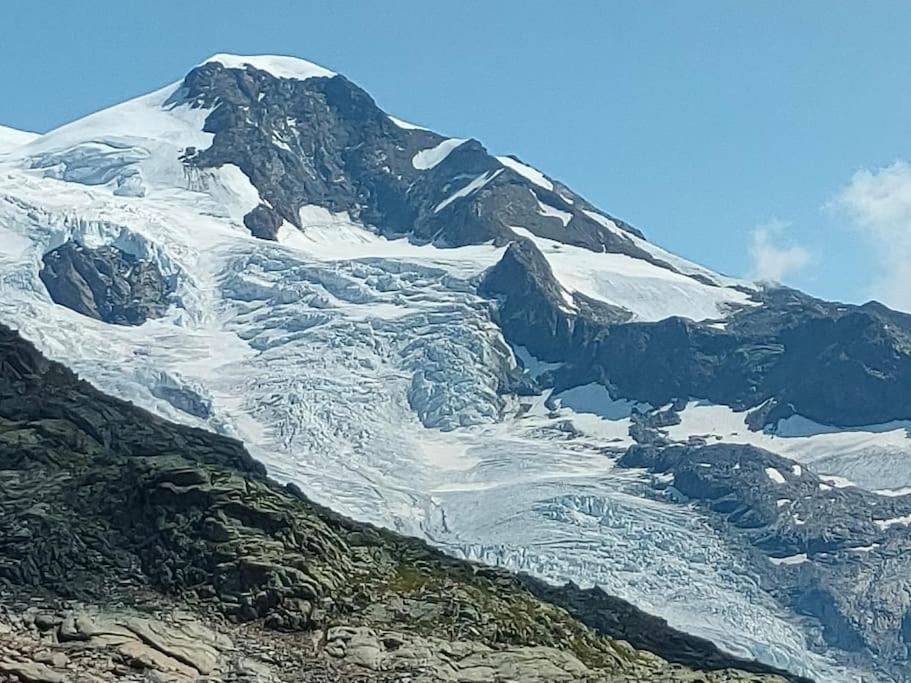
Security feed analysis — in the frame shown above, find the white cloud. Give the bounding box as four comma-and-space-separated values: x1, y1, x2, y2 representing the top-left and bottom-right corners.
748, 219, 812, 283
836, 160, 911, 311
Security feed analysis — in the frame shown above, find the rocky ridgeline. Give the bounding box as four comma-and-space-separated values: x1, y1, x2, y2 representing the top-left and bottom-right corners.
0, 323, 800, 681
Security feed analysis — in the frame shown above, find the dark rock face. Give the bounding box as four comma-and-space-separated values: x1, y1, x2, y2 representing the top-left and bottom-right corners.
617, 439, 911, 678
39, 240, 173, 325
243, 203, 283, 240
486, 272, 911, 428
0, 323, 797, 682
176, 61, 656, 260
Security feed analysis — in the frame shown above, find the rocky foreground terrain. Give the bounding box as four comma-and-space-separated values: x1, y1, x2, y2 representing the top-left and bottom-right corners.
0, 321, 806, 682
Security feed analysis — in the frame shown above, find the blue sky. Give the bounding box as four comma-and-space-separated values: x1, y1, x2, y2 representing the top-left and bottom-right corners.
3, 1, 910, 307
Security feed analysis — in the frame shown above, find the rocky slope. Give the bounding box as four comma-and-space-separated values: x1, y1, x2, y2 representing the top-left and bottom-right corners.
0, 322, 800, 682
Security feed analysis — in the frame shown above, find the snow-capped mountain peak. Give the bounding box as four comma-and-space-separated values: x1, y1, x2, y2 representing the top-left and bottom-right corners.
201, 52, 337, 81
2, 55, 911, 682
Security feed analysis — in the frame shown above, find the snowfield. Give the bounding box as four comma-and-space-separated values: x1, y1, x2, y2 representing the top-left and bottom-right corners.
0, 125, 39, 152
0, 63, 895, 682
666, 400, 911, 490
511, 227, 754, 322
202, 53, 336, 81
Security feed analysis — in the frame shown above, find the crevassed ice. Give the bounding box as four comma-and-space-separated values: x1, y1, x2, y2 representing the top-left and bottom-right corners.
0, 138, 865, 682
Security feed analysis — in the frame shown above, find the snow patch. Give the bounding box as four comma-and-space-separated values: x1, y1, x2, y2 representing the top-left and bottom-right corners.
434, 170, 502, 213
203, 53, 336, 81
819, 475, 854, 489
496, 155, 553, 191
388, 115, 428, 131
412, 138, 468, 170
666, 400, 911, 491
875, 486, 911, 497
532, 190, 572, 226
765, 467, 786, 484
276, 205, 504, 272
510, 228, 753, 323
769, 553, 809, 566
874, 514, 911, 530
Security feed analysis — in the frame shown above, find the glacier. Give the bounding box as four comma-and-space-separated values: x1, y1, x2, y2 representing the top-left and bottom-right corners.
0, 55, 904, 681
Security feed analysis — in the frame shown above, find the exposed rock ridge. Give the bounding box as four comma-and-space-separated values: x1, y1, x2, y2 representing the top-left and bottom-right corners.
178, 60, 660, 262
485, 264, 911, 428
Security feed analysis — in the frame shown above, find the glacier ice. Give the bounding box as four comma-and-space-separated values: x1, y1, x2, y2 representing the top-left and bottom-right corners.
0, 80, 890, 682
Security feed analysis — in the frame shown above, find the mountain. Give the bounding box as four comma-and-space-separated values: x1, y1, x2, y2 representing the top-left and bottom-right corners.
0, 321, 801, 682
1, 53, 910, 681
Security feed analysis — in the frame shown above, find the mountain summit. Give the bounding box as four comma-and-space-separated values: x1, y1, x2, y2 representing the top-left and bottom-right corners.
1, 53, 910, 682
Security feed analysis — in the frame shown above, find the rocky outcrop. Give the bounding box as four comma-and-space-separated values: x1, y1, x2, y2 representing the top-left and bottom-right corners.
39, 241, 173, 325
617, 439, 911, 678
0, 601, 795, 683
0, 602, 390, 682
0, 322, 798, 682
486, 262, 911, 428
177, 60, 654, 260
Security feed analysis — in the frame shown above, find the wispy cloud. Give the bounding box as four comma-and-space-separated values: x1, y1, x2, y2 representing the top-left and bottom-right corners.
836, 160, 911, 310
748, 219, 812, 283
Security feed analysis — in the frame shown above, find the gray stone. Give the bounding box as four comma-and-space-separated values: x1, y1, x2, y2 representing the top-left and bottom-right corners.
0, 660, 66, 683
39, 241, 173, 326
